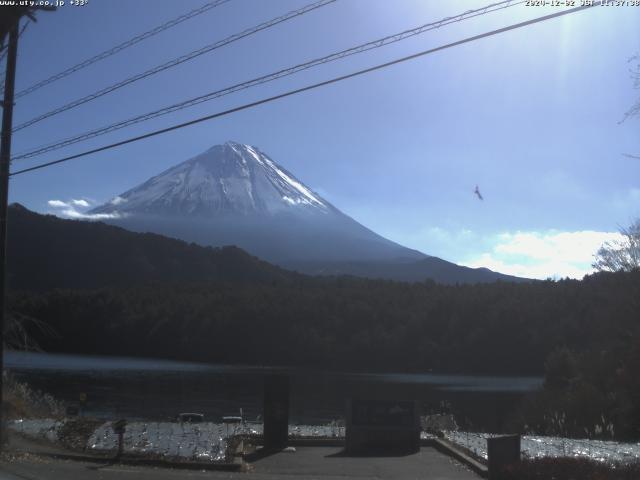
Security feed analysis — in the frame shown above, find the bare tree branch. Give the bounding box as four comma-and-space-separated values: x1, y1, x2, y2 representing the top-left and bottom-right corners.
620, 54, 640, 124
592, 219, 640, 272
4, 311, 59, 351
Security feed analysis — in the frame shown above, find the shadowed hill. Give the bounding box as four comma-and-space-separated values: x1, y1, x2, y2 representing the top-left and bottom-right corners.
7, 204, 296, 291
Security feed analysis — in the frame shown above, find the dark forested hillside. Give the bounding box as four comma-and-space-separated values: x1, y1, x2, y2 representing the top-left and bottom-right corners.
8, 204, 640, 378
7, 203, 296, 291
9, 271, 640, 376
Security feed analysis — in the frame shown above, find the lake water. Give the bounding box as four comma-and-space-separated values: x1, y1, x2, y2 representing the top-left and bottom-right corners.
5, 351, 543, 431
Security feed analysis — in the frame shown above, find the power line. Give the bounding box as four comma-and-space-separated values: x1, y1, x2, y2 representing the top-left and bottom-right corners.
13, 0, 524, 162
11, 0, 231, 99
10, 2, 598, 177
12, 0, 337, 132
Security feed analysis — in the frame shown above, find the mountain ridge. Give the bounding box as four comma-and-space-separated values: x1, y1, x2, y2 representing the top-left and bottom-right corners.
86, 141, 526, 283
89, 141, 427, 264
91, 141, 337, 218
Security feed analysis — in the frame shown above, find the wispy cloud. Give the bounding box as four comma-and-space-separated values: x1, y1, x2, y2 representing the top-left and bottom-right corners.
57, 208, 120, 220
47, 200, 69, 208
71, 199, 90, 208
462, 230, 623, 280
47, 198, 121, 220
110, 196, 127, 205
394, 225, 623, 280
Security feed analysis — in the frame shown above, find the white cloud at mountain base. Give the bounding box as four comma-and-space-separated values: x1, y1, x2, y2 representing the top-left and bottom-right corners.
47, 198, 121, 220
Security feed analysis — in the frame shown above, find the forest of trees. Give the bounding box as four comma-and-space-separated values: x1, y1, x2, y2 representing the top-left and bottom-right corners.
9, 271, 639, 377
7, 271, 640, 439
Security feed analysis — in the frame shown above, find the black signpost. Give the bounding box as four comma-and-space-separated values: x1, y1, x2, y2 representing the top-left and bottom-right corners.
487, 434, 521, 480
263, 374, 289, 451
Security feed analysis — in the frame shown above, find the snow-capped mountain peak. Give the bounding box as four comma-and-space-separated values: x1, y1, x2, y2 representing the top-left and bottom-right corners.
90, 141, 427, 265
84, 141, 519, 281
92, 141, 329, 217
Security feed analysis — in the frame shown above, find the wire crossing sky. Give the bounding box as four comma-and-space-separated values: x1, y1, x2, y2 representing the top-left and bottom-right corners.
7, 0, 640, 280
9, 2, 600, 176
11, 0, 525, 162
12, 0, 336, 132
12, 0, 232, 99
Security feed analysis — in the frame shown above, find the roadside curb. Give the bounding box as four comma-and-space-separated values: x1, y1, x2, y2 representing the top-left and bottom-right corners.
6, 449, 244, 472
424, 438, 488, 478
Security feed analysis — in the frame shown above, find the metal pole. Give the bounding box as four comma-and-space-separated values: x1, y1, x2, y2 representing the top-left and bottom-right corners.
0, 20, 19, 449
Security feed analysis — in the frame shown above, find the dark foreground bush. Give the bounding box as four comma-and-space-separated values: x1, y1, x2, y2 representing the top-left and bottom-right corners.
498, 457, 640, 480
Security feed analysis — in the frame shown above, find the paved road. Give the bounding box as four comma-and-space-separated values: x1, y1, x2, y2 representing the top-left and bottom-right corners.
0, 447, 479, 479
249, 446, 480, 479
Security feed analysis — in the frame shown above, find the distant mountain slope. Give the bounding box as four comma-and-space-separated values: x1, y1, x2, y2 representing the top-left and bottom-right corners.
7, 204, 294, 291
285, 257, 528, 284
89, 141, 426, 264
87, 141, 526, 283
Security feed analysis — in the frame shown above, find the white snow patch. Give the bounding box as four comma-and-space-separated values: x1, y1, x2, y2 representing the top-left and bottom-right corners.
444, 431, 640, 464
257, 154, 325, 208
91, 142, 332, 216
10, 418, 64, 443
88, 421, 228, 462
244, 145, 266, 167
10, 419, 345, 463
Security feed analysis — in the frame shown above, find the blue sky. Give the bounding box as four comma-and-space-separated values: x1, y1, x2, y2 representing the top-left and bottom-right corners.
5, 0, 640, 279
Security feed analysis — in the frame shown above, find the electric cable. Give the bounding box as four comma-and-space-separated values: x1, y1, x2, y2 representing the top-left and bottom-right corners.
10, 2, 599, 177
12, 0, 337, 132
12, 0, 523, 161
11, 0, 231, 99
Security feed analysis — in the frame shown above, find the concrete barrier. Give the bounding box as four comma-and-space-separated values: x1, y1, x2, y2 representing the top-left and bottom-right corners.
345, 400, 420, 454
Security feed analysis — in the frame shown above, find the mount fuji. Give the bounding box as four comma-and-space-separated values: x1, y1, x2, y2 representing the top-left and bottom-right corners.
91, 141, 523, 283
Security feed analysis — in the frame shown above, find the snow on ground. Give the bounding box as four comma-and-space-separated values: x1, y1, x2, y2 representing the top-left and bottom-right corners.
88, 421, 228, 462
224, 422, 345, 438
9, 419, 345, 463
10, 419, 64, 444
289, 422, 345, 438
444, 431, 640, 464
11, 419, 640, 465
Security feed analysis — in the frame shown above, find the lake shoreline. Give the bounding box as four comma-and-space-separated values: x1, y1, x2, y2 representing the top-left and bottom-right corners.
4, 350, 544, 384
4, 350, 542, 431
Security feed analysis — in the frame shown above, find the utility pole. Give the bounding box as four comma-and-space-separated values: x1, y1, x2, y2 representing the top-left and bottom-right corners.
0, 16, 19, 449
0, 5, 54, 449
